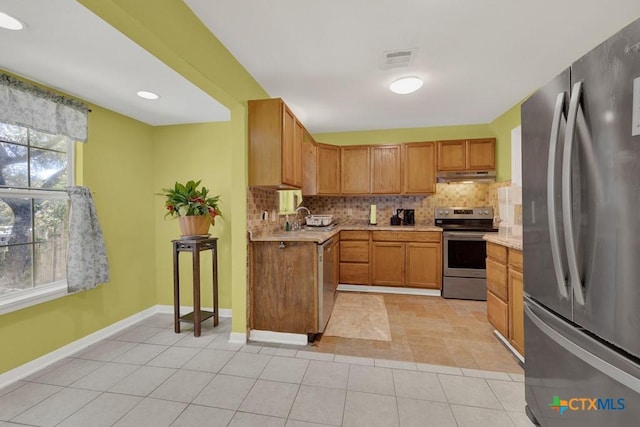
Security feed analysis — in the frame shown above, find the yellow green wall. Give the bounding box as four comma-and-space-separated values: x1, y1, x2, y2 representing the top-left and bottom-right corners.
489, 99, 528, 181
152, 122, 233, 309
79, 0, 268, 336
0, 104, 157, 373
315, 124, 494, 146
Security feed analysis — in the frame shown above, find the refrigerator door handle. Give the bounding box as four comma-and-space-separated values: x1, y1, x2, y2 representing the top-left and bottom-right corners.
525, 302, 640, 394
562, 81, 586, 306
547, 92, 569, 299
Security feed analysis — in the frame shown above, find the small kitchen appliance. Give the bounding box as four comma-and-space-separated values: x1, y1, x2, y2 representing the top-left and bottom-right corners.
390, 209, 402, 225
435, 207, 497, 300
403, 209, 415, 225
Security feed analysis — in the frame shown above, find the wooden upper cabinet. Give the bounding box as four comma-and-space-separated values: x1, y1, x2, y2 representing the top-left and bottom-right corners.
437, 140, 467, 171
316, 143, 340, 195
341, 146, 371, 194
248, 98, 303, 188
466, 138, 495, 170
402, 142, 435, 194
437, 138, 495, 171
293, 119, 303, 187
371, 145, 401, 194
302, 129, 317, 196
281, 106, 296, 185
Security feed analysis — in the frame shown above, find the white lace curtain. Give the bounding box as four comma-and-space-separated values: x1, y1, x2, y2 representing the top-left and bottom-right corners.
0, 73, 108, 292
66, 187, 110, 292
0, 73, 88, 142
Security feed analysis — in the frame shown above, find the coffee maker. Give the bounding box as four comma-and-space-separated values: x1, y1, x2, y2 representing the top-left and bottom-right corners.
403, 209, 415, 226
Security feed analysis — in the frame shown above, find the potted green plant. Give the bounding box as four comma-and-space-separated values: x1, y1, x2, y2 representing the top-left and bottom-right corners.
159, 180, 222, 236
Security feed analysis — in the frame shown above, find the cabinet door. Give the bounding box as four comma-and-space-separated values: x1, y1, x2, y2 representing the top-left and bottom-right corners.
486, 257, 508, 301
371, 242, 405, 286
466, 138, 495, 170
487, 290, 509, 337
248, 98, 283, 187
509, 267, 525, 356
251, 242, 317, 333
340, 241, 369, 263
403, 142, 435, 194
371, 145, 401, 194
406, 243, 441, 289
437, 140, 466, 171
340, 263, 370, 284
281, 106, 296, 186
341, 146, 371, 193
293, 120, 304, 187
302, 130, 317, 195
317, 144, 340, 194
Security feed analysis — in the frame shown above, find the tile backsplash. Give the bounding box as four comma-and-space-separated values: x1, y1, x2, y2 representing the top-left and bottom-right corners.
248, 182, 511, 231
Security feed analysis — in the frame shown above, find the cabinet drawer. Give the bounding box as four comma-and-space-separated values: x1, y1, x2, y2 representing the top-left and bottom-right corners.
340, 263, 369, 284
340, 230, 369, 241
487, 290, 508, 337
486, 257, 508, 301
487, 242, 508, 263
372, 231, 441, 243
508, 248, 523, 272
340, 241, 369, 262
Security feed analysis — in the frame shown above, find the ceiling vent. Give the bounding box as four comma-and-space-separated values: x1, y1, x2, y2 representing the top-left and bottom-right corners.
381, 49, 416, 69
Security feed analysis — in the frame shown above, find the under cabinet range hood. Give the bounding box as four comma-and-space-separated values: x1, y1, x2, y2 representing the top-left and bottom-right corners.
436, 170, 496, 183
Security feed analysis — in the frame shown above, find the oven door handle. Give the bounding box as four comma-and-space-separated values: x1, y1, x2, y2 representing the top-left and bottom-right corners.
444, 232, 490, 239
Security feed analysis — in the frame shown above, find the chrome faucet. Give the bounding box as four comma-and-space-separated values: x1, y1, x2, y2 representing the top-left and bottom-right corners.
293, 206, 311, 230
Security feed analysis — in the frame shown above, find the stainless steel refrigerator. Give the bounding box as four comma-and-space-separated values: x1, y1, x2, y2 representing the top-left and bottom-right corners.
521, 17, 640, 426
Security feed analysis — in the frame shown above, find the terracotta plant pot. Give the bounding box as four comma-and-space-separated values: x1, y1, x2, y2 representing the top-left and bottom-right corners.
178, 215, 211, 236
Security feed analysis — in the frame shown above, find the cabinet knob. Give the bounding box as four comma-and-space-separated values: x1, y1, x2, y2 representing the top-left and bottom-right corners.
279, 241, 286, 249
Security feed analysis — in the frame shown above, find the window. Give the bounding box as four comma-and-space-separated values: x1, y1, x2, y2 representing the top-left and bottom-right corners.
0, 123, 73, 303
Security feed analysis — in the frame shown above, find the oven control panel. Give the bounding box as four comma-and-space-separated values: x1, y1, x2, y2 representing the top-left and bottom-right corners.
435, 207, 493, 219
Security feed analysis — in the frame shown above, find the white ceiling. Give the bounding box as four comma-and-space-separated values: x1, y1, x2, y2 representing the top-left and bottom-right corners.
186, 0, 640, 133
1, 0, 639, 133
0, 0, 230, 126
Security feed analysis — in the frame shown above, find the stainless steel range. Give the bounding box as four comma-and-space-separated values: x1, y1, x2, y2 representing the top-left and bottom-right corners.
435, 207, 497, 300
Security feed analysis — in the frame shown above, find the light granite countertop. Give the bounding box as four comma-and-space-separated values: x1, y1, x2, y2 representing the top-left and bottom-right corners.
249, 221, 443, 243
484, 233, 523, 251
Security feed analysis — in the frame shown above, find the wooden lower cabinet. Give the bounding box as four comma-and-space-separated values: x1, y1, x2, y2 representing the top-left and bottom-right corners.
487, 290, 508, 337
509, 267, 524, 355
250, 241, 318, 334
339, 231, 370, 284
406, 243, 441, 289
486, 242, 525, 357
370, 231, 441, 289
371, 242, 405, 286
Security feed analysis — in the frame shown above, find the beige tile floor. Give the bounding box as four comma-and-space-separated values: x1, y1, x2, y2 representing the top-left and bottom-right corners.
0, 310, 534, 426
313, 293, 524, 374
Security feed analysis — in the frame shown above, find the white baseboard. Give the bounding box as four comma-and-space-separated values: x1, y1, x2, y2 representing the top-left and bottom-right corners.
229, 332, 247, 344
493, 329, 525, 364
0, 306, 159, 389
337, 284, 441, 297
249, 329, 308, 346
0, 304, 234, 390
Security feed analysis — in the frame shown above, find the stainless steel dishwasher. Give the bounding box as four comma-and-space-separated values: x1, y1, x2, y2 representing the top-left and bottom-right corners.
317, 236, 338, 332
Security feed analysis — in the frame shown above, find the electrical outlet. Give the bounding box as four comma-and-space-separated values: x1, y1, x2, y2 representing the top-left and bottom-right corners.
347, 208, 353, 216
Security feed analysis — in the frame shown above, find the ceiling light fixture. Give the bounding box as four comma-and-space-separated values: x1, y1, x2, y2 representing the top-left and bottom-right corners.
0, 11, 24, 30
389, 76, 423, 94
137, 90, 160, 100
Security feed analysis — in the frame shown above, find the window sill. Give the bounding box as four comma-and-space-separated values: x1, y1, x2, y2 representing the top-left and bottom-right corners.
0, 282, 68, 316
